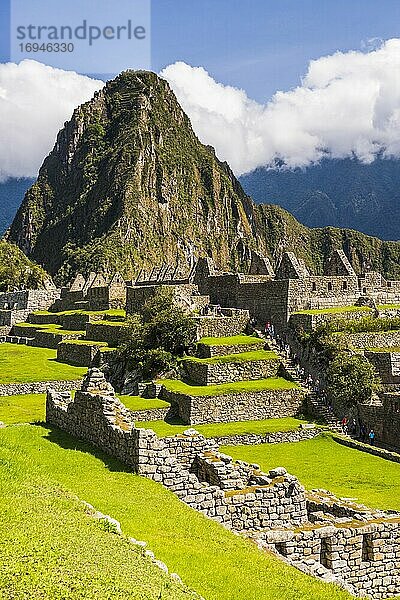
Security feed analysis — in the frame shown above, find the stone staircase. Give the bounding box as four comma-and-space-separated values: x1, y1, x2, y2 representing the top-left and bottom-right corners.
267, 336, 342, 431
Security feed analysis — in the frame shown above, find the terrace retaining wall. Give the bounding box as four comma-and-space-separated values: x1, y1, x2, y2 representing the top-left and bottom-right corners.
161, 386, 305, 425
182, 356, 280, 385
0, 379, 80, 396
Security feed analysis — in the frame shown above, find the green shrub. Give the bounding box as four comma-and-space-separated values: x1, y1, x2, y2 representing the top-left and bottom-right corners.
119, 289, 197, 379
326, 352, 382, 407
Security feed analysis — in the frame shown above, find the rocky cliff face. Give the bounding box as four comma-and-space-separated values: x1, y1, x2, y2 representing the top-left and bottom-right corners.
8, 71, 261, 281
8, 70, 400, 281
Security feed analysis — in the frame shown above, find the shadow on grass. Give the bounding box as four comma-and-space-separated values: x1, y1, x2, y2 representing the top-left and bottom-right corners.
34, 421, 132, 474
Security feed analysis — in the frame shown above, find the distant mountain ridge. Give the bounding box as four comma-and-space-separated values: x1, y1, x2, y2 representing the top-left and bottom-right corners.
0, 178, 34, 235
239, 157, 400, 241
7, 70, 400, 282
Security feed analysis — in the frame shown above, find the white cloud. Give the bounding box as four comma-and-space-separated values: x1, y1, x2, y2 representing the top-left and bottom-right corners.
161, 39, 400, 175
0, 60, 103, 180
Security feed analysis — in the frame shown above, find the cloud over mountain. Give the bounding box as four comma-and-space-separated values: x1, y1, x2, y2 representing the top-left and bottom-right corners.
2, 40, 400, 180
0, 60, 103, 180
161, 39, 400, 175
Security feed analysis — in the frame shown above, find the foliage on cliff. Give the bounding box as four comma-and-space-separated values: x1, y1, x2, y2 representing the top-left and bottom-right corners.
0, 241, 48, 291
8, 70, 400, 281
120, 288, 197, 380
326, 352, 381, 407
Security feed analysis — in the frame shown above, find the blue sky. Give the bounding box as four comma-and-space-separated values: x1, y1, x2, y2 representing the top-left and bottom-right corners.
2, 0, 400, 101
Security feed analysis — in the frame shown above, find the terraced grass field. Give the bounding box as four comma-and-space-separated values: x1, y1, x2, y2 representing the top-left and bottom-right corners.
197, 335, 264, 346
159, 377, 299, 396
0, 424, 353, 600
0, 344, 86, 383
223, 433, 400, 511
182, 349, 279, 364
0, 427, 196, 599
135, 417, 309, 438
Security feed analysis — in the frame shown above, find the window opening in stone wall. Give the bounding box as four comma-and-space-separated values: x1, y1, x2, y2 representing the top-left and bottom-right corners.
388, 281, 392, 288
275, 542, 288, 557
327, 282, 333, 292
363, 287, 367, 294
320, 537, 332, 569
362, 533, 374, 562
342, 281, 347, 290
311, 282, 317, 292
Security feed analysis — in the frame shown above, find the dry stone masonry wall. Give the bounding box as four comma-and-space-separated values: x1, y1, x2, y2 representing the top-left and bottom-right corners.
46, 369, 400, 599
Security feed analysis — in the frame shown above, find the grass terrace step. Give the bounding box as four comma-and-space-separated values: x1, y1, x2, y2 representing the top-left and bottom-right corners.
223, 433, 400, 512
293, 306, 372, 315
119, 396, 171, 411
0, 393, 46, 424
136, 417, 309, 438
197, 335, 265, 357
183, 349, 279, 365
0, 344, 86, 384
33, 308, 126, 318
0, 428, 193, 599
0, 424, 355, 600
159, 377, 298, 397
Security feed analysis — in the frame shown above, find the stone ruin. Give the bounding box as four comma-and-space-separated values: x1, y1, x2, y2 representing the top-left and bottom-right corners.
53, 271, 127, 312
46, 369, 400, 599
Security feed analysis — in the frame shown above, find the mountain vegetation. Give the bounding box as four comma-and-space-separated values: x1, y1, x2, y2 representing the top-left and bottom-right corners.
0, 240, 49, 291
240, 157, 400, 241
8, 70, 400, 282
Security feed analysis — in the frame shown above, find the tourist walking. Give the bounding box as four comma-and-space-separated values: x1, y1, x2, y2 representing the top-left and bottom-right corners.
369, 429, 375, 445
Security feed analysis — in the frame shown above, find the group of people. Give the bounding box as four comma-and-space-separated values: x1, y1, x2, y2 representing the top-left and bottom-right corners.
202, 303, 223, 316
256, 317, 378, 447
340, 416, 376, 445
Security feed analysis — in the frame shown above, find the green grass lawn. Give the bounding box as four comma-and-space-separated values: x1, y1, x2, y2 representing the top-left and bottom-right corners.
182, 349, 279, 365
137, 417, 308, 438
119, 396, 171, 411
0, 393, 46, 424
222, 433, 400, 512
0, 424, 353, 600
15, 323, 85, 336
377, 304, 400, 310
365, 347, 400, 353
0, 344, 86, 383
0, 429, 195, 599
293, 306, 371, 315
197, 335, 264, 346
33, 308, 126, 318
159, 377, 299, 397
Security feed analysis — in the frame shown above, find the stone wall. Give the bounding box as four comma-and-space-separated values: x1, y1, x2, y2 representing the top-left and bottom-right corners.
57, 341, 107, 367
197, 339, 265, 358
182, 356, 280, 385
128, 407, 171, 422
193, 310, 249, 339
85, 322, 128, 346
45, 369, 400, 599
364, 351, 400, 384
0, 289, 60, 312
344, 330, 400, 349
31, 329, 83, 349
0, 379, 80, 396
289, 309, 373, 333
46, 369, 308, 533
213, 427, 321, 446
162, 386, 304, 425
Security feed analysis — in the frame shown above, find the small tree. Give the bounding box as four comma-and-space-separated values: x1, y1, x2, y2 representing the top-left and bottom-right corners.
118, 288, 197, 380
326, 352, 382, 407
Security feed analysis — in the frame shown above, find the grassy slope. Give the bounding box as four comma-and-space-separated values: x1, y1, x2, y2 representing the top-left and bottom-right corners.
198, 335, 263, 346
294, 306, 371, 315
120, 396, 171, 411
0, 424, 353, 600
0, 344, 86, 383
160, 377, 298, 396
183, 350, 279, 364
136, 417, 308, 439
0, 393, 46, 424
0, 435, 197, 600
223, 434, 400, 511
